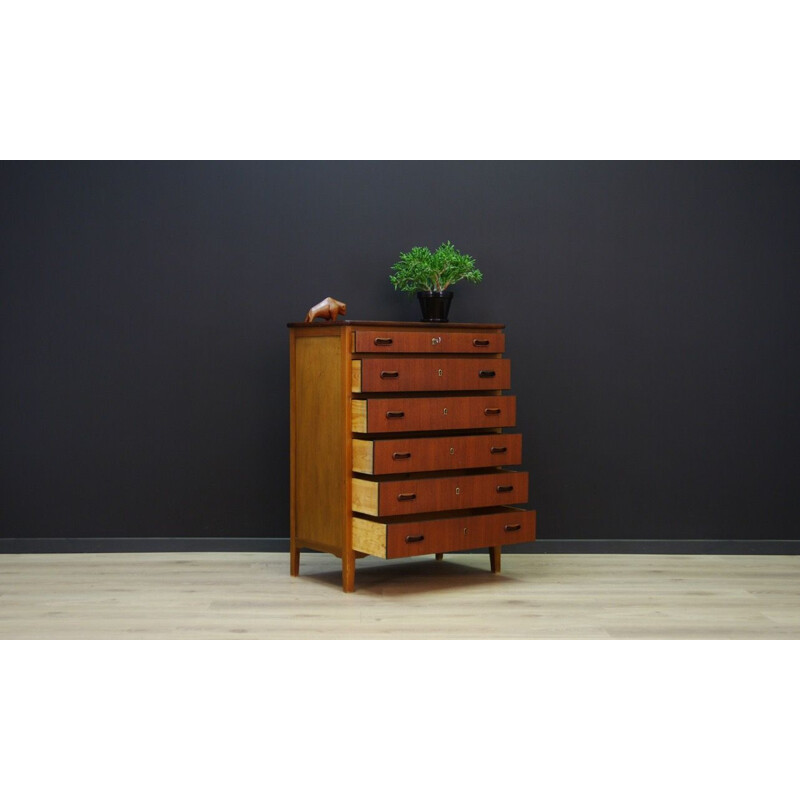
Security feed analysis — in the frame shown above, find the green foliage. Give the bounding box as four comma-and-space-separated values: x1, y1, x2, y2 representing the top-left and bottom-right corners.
388, 246, 436, 294
389, 241, 483, 295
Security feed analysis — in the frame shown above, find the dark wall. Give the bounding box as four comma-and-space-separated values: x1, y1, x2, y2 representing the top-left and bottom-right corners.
2, 161, 799, 542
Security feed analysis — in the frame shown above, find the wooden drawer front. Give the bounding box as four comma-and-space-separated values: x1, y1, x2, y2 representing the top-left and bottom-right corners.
352, 508, 535, 558
352, 395, 516, 433
354, 433, 523, 475
354, 330, 504, 354
388, 508, 535, 558
353, 358, 510, 393
353, 470, 528, 516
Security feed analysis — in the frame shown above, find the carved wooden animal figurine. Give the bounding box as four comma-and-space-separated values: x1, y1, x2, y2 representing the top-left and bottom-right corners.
305, 297, 347, 323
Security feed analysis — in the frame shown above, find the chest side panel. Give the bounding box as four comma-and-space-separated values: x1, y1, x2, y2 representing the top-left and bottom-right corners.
292, 331, 348, 552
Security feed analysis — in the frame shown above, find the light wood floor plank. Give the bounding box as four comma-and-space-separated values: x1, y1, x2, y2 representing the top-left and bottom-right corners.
1, 552, 799, 639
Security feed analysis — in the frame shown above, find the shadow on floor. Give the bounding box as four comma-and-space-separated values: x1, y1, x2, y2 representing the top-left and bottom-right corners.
297, 553, 515, 596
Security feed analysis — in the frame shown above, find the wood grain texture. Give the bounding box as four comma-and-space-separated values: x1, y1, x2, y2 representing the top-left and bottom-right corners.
383, 508, 535, 558
349, 507, 534, 560
289, 329, 298, 574
354, 357, 510, 393
352, 395, 516, 434
353, 329, 505, 353
352, 438, 375, 473
292, 332, 347, 554
288, 320, 505, 330
352, 517, 387, 557
3, 552, 799, 639
341, 325, 355, 591
352, 477, 380, 515
358, 433, 523, 475
490, 546, 501, 573
352, 399, 368, 433
294, 321, 525, 591
353, 470, 529, 516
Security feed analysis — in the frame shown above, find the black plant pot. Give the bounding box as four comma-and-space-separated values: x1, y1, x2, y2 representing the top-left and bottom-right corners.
417, 290, 453, 323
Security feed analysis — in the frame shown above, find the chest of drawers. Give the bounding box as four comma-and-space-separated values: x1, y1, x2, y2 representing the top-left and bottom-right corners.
287, 320, 536, 592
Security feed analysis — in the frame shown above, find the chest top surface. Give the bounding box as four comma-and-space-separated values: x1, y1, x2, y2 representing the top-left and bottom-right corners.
287, 320, 505, 330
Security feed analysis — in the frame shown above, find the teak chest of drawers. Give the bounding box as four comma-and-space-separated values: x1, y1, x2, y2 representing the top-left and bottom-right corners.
287, 320, 536, 592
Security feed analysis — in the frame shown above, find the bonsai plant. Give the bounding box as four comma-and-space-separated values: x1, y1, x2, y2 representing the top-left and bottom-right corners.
389, 241, 482, 322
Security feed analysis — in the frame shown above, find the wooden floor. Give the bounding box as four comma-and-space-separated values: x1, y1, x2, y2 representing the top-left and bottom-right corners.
1, 551, 799, 639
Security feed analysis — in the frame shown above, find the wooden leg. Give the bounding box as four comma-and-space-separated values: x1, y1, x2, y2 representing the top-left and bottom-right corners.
290, 540, 300, 577
342, 549, 356, 593
489, 545, 501, 574
435, 553, 444, 561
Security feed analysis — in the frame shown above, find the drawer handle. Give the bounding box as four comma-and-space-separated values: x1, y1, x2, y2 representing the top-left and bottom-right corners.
504, 523, 522, 532
479, 370, 496, 378
380, 370, 399, 379
397, 492, 416, 501
374, 337, 393, 346
405, 535, 425, 543
392, 451, 411, 460
490, 446, 507, 454
496, 485, 514, 493
484, 407, 501, 416
473, 339, 490, 347
386, 411, 405, 419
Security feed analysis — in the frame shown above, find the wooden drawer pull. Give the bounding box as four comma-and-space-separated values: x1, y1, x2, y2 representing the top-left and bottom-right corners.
504, 523, 522, 532
380, 370, 399, 379
479, 370, 496, 378
386, 411, 405, 419
374, 337, 393, 346
496, 485, 514, 493
490, 446, 507, 454
484, 407, 501, 416
392, 451, 411, 460
405, 535, 425, 543
473, 339, 490, 347
397, 493, 416, 501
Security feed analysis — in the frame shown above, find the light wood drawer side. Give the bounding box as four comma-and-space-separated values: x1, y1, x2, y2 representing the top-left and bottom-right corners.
352, 477, 380, 516
352, 439, 374, 474
352, 516, 387, 558
352, 399, 368, 433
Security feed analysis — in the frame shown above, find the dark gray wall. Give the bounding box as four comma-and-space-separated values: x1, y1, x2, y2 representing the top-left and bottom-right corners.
2, 161, 799, 543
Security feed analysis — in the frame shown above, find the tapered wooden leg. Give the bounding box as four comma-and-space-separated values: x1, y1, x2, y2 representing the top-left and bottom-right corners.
290, 540, 300, 576
342, 549, 356, 592
489, 545, 501, 574
435, 553, 444, 561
